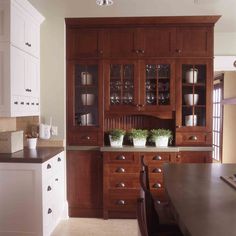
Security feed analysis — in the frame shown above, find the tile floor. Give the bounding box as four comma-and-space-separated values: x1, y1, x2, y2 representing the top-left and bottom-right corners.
51, 218, 138, 236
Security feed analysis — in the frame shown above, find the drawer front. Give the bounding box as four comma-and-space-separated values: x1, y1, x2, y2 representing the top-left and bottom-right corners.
107, 190, 139, 210
108, 174, 139, 189
142, 152, 171, 164
76, 132, 98, 145
176, 132, 212, 146
107, 164, 140, 174
104, 152, 137, 164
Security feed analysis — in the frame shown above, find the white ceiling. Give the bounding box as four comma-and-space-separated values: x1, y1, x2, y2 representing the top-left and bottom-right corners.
29, 0, 236, 33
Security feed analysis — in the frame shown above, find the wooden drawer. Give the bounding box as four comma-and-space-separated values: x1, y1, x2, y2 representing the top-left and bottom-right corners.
142, 152, 171, 164
107, 190, 139, 210
103, 152, 138, 164
176, 132, 212, 146
76, 132, 98, 145
152, 190, 167, 203
107, 164, 140, 174
108, 174, 139, 189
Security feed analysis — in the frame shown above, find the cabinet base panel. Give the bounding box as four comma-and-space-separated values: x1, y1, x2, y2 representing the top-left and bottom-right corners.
69, 207, 103, 218
104, 210, 137, 219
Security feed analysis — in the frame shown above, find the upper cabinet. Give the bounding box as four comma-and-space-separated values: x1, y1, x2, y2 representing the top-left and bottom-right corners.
66, 28, 104, 59
176, 27, 213, 57
0, 0, 44, 117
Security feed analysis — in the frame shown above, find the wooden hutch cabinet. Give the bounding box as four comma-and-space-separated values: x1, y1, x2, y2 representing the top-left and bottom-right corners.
66, 16, 220, 219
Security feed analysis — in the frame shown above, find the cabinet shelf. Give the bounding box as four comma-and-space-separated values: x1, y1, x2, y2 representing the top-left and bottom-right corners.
182, 105, 206, 108
182, 83, 205, 87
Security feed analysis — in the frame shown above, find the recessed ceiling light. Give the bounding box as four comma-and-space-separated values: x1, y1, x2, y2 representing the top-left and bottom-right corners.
96, 0, 113, 6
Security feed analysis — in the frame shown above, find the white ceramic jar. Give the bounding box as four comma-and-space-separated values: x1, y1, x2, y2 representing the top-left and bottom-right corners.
81, 94, 95, 106
185, 115, 197, 126
81, 72, 93, 85
185, 68, 198, 84
184, 94, 199, 105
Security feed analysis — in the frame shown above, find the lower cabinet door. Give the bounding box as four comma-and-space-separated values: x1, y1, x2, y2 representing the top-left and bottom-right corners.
67, 150, 103, 217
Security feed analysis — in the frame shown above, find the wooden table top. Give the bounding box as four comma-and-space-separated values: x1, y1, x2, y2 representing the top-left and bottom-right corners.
163, 163, 236, 236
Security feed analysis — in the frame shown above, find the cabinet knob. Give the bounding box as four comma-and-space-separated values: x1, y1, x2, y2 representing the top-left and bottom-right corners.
153, 155, 162, 161
26, 102, 30, 105
153, 183, 162, 188
176, 49, 182, 54
176, 154, 181, 159
116, 167, 125, 173
116, 182, 126, 188
116, 155, 126, 160
47, 164, 52, 169
156, 200, 161, 205
176, 125, 181, 128
36, 103, 39, 106
99, 50, 103, 54
117, 200, 125, 205
135, 49, 139, 54
55, 178, 59, 182
57, 157, 61, 162
139, 49, 145, 54
47, 186, 52, 191
14, 101, 18, 105
20, 102, 24, 105
189, 135, 198, 141
31, 103, 35, 105
47, 208, 52, 214
153, 168, 162, 173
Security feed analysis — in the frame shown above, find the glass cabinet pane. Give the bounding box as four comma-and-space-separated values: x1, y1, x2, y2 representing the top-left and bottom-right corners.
74, 64, 98, 126
110, 64, 134, 105
182, 64, 206, 127
145, 64, 170, 106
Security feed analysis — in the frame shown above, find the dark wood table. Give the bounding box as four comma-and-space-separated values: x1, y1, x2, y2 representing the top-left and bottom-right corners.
163, 163, 236, 236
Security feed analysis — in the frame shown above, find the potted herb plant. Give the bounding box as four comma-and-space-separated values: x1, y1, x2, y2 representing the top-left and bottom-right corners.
149, 128, 173, 147
128, 129, 148, 147
109, 128, 126, 147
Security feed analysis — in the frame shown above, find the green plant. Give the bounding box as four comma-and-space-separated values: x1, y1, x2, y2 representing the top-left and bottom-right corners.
128, 129, 148, 140
149, 129, 173, 142
109, 128, 126, 141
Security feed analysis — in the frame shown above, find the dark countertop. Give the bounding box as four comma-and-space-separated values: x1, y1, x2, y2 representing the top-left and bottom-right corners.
0, 147, 64, 163
163, 163, 236, 236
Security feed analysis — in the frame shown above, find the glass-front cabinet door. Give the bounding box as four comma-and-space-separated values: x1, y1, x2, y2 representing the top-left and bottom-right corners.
140, 60, 175, 114
176, 59, 213, 131
104, 60, 139, 113
74, 63, 99, 126
67, 61, 103, 146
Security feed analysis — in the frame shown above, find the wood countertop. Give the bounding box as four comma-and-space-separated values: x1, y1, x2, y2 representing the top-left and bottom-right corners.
0, 147, 64, 163
163, 163, 236, 236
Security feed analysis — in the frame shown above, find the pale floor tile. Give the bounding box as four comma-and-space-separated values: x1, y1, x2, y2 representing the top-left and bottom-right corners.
51, 218, 138, 236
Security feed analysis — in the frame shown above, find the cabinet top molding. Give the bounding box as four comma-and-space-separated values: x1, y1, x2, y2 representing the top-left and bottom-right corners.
65, 15, 221, 28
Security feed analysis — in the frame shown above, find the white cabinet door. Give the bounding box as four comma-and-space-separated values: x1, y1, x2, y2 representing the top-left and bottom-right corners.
11, 3, 39, 58
25, 54, 39, 97
11, 46, 25, 96
11, 3, 26, 51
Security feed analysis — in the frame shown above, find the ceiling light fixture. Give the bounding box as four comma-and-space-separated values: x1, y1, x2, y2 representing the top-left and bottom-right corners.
96, 0, 113, 6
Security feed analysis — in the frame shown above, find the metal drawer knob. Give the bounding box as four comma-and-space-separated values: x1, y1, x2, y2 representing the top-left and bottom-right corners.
153, 155, 162, 160
116, 167, 125, 173
47, 186, 52, 191
116, 155, 126, 160
153, 168, 162, 173
189, 135, 198, 141
48, 208, 52, 214
153, 183, 162, 188
55, 178, 59, 182
57, 157, 61, 162
47, 164, 51, 169
156, 200, 161, 205
117, 200, 125, 205
116, 182, 126, 188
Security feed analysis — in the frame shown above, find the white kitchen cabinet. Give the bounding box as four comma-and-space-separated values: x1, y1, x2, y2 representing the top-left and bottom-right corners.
0, 0, 44, 117
0, 151, 68, 236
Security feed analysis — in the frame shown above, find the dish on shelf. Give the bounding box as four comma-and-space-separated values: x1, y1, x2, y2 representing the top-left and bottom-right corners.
185, 114, 197, 126
185, 68, 198, 84
184, 94, 199, 105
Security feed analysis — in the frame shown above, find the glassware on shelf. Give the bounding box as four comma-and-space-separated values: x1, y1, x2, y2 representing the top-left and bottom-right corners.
146, 92, 156, 104
123, 92, 133, 104
124, 80, 134, 90
146, 65, 157, 78
110, 93, 120, 104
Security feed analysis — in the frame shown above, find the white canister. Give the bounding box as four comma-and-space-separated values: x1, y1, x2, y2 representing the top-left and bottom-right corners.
185, 68, 198, 84
184, 94, 199, 106
185, 115, 197, 126
81, 72, 93, 85
39, 123, 51, 139
81, 94, 95, 106
80, 113, 93, 125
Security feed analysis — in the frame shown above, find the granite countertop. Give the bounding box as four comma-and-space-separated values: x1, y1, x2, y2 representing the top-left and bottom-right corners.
0, 147, 64, 163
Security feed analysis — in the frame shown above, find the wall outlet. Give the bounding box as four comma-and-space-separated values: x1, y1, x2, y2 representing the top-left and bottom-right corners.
51, 126, 58, 136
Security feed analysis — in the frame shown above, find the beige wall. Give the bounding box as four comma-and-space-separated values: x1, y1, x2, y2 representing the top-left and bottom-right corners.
222, 71, 236, 163
21, 0, 236, 142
